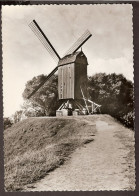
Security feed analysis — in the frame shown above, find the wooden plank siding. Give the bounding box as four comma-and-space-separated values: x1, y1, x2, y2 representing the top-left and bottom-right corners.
58, 63, 74, 99
58, 51, 88, 100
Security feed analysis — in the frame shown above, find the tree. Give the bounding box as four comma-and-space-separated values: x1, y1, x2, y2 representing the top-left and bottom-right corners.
12, 110, 23, 124
22, 72, 134, 128
88, 73, 134, 128
22, 74, 59, 116
21, 100, 46, 117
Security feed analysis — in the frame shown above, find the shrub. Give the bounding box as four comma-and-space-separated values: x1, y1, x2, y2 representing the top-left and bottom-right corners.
4, 117, 13, 130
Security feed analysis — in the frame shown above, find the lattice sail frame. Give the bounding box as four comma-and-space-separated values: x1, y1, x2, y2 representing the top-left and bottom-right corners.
64, 30, 92, 56
27, 20, 92, 99
29, 20, 60, 63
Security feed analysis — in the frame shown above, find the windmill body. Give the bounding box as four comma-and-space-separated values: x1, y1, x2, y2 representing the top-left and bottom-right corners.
58, 51, 88, 100
28, 20, 101, 115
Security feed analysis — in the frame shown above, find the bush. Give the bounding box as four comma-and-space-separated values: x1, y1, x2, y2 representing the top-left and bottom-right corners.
4, 117, 13, 130
119, 111, 134, 128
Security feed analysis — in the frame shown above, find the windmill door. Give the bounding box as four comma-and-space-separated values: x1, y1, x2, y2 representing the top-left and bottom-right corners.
58, 63, 74, 100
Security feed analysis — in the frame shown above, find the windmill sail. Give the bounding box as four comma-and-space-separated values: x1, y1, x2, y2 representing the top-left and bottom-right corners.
28, 21, 92, 99
27, 66, 58, 99
64, 30, 92, 56
29, 20, 61, 63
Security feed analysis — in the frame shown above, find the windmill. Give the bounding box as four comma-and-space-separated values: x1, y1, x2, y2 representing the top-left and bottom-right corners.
27, 20, 101, 116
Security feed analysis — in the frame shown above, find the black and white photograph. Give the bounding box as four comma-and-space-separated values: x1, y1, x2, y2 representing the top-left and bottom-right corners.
2, 4, 135, 191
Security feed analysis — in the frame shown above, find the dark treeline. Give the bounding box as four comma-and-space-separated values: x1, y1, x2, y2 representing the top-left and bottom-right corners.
88, 73, 134, 129
4, 73, 134, 129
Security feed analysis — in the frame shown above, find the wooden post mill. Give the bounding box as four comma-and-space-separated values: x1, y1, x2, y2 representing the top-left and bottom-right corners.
27, 20, 101, 116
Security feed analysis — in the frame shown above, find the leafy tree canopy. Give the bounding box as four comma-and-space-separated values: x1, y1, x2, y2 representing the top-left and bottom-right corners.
22, 74, 59, 116
22, 72, 134, 128
88, 73, 134, 128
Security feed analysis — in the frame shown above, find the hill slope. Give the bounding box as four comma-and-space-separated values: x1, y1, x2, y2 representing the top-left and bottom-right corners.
4, 115, 97, 191
4, 115, 135, 191
25, 115, 135, 191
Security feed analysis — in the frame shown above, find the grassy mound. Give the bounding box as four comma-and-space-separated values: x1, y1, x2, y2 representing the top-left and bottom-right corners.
4, 117, 96, 191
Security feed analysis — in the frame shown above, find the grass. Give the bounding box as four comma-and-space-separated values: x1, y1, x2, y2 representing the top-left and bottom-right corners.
4, 117, 96, 191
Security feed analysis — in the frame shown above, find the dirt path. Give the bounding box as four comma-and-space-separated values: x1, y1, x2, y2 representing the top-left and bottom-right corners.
25, 116, 135, 191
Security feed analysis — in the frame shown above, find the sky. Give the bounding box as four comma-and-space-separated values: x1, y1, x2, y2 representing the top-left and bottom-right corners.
2, 4, 133, 117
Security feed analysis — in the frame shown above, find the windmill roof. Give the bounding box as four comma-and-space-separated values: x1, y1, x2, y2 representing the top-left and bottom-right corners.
58, 51, 88, 66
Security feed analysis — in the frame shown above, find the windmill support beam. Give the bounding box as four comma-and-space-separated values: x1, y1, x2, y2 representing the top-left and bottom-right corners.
56, 97, 101, 117
56, 99, 88, 117
80, 86, 89, 114
84, 98, 101, 114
